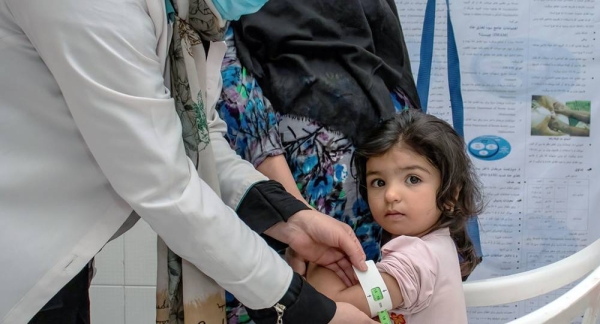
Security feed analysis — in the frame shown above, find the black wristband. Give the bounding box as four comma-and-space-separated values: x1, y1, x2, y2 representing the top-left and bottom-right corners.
248, 180, 310, 222
246, 273, 337, 324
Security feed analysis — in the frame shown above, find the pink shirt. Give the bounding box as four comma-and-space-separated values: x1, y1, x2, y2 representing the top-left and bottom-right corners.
376, 228, 467, 324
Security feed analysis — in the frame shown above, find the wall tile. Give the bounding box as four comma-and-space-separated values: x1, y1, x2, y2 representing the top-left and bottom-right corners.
124, 220, 157, 286
92, 236, 125, 286
125, 286, 157, 324
90, 285, 125, 324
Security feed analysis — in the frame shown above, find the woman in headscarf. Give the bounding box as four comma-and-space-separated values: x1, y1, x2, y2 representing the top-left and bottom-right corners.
217, 1, 421, 322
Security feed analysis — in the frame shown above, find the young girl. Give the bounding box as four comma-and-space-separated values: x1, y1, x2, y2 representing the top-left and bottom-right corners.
307, 109, 483, 323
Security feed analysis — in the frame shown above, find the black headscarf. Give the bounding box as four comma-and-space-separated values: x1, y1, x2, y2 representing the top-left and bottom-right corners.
232, 0, 420, 144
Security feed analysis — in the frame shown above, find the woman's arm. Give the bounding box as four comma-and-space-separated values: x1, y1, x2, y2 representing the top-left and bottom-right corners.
216, 27, 290, 208
257, 155, 311, 207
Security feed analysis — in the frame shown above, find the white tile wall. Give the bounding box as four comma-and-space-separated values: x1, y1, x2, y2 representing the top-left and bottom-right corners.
125, 287, 157, 324
91, 220, 157, 324
93, 236, 125, 286
124, 221, 158, 286
90, 286, 125, 323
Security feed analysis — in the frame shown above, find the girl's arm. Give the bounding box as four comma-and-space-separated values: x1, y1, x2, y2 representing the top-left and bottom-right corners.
257, 155, 311, 207
307, 263, 404, 316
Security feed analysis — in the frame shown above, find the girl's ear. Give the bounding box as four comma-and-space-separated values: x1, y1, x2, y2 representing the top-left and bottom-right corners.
443, 204, 454, 212
454, 187, 462, 200
442, 187, 462, 211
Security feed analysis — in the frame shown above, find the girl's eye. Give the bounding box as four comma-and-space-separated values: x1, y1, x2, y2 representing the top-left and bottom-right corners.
406, 175, 421, 185
370, 179, 386, 188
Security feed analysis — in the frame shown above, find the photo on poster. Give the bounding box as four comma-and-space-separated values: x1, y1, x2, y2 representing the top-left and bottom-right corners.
531, 95, 591, 137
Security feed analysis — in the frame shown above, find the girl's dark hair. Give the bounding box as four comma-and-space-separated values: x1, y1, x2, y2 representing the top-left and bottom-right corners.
354, 109, 484, 278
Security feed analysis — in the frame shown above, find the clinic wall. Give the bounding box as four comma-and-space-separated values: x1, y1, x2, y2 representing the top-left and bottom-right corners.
90, 220, 157, 324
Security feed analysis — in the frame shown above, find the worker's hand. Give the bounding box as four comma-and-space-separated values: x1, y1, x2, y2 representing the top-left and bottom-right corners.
285, 209, 365, 286
265, 209, 366, 286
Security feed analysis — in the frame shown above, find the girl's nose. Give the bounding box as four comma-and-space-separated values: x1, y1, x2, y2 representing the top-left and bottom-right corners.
384, 183, 401, 204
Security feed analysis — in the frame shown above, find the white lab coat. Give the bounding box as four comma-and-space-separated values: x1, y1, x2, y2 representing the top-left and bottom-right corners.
0, 0, 292, 322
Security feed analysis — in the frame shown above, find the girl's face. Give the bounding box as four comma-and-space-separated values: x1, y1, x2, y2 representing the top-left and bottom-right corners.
365, 143, 442, 237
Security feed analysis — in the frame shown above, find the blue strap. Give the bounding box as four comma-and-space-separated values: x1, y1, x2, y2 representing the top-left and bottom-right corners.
416, 0, 436, 113
466, 210, 483, 258
445, 0, 465, 138
417, 0, 482, 258
417, 0, 464, 137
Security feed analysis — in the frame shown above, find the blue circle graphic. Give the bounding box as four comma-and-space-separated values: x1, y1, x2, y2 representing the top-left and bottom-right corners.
468, 135, 511, 161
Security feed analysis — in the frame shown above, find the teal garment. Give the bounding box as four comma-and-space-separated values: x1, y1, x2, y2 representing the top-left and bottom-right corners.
165, 0, 175, 23
211, 0, 267, 21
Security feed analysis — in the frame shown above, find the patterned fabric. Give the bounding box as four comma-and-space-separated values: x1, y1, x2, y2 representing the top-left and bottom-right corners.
183, 0, 227, 42
157, 1, 228, 324
216, 27, 413, 324
219, 32, 284, 168
169, 0, 225, 164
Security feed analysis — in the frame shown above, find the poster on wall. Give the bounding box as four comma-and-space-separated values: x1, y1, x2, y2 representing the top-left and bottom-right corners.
395, 0, 599, 322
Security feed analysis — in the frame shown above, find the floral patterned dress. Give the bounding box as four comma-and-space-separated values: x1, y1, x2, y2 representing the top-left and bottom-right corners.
217, 27, 413, 324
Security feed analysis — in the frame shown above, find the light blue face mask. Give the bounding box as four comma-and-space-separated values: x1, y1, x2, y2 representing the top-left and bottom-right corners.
212, 0, 269, 21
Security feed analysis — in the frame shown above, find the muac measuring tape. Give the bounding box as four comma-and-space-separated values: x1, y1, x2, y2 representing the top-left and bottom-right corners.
353, 260, 393, 324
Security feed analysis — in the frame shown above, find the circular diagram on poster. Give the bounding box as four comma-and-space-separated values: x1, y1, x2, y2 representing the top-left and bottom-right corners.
468, 135, 511, 161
